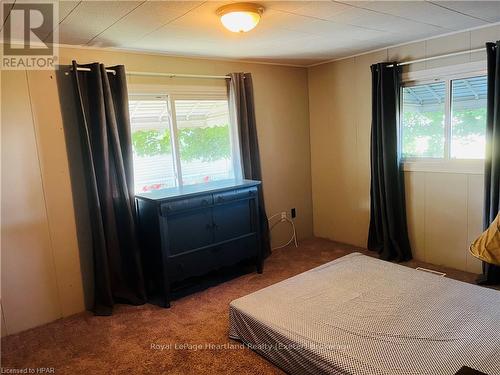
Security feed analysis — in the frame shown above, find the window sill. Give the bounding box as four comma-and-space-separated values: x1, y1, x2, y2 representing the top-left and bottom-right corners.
402, 159, 484, 174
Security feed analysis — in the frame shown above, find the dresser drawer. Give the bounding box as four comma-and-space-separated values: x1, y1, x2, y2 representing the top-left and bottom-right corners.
214, 235, 257, 268
213, 187, 258, 204
168, 249, 214, 282
161, 194, 212, 215
167, 235, 258, 282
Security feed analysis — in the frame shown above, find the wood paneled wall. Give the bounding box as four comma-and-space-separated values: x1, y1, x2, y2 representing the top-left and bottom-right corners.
405, 171, 483, 273
1, 71, 85, 335
308, 24, 500, 273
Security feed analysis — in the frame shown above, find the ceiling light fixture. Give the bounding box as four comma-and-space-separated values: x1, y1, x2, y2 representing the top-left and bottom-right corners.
216, 3, 264, 33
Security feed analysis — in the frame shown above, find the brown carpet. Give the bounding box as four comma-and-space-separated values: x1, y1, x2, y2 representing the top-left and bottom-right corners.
1, 238, 482, 374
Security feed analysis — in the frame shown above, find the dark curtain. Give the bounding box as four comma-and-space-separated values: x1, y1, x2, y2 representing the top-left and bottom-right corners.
479, 41, 500, 285
226, 73, 271, 257
71, 61, 146, 315
368, 63, 412, 262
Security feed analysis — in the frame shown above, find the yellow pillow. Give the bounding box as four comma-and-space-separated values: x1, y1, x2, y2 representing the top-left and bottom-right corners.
469, 212, 500, 266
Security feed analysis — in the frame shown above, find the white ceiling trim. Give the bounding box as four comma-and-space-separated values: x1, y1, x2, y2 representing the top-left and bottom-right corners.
45, 41, 308, 68
307, 20, 500, 68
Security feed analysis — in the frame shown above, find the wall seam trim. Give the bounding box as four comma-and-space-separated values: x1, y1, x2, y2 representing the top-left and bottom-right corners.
354, 55, 361, 243
423, 172, 427, 263
1, 302, 8, 337
465, 175, 470, 271
25, 70, 64, 318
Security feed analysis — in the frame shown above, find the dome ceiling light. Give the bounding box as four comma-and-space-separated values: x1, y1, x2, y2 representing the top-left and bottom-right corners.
216, 3, 264, 33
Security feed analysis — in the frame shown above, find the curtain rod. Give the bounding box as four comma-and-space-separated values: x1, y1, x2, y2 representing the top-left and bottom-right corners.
71, 45, 493, 73
71, 66, 231, 79
387, 47, 487, 68
128, 71, 231, 79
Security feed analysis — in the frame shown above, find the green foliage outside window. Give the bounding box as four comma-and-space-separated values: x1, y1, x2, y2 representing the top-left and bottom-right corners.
178, 126, 230, 162
132, 125, 230, 162
451, 108, 486, 137
402, 110, 444, 157
402, 108, 486, 158
132, 129, 172, 156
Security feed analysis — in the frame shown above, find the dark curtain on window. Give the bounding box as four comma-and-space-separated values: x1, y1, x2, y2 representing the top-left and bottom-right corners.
226, 73, 271, 258
71, 61, 146, 315
368, 63, 412, 261
479, 41, 500, 285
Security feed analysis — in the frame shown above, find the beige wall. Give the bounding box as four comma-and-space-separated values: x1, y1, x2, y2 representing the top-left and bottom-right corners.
1, 47, 313, 335
308, 24, 500, 273
404, 171, 484, 273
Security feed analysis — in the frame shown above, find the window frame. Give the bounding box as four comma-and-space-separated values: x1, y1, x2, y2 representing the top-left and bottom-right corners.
400, 61, 487, 173
128, 84, 240, 188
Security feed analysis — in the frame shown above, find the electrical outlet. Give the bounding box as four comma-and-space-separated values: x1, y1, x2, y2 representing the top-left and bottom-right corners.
280, 211, 287, 221
291, 208, 296, 219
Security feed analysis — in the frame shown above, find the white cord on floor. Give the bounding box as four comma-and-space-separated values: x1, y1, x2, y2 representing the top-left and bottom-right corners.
268, 212, 299, 251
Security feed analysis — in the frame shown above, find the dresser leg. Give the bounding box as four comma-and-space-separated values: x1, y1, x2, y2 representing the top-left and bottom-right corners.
257, 260, 263, 274
162, 283, 171, 308
162, 295, 171, 308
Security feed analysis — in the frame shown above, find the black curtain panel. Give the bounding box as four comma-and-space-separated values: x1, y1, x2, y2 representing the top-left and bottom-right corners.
226, 73, 271, 257
368, 63, 412, 262
479, 41, 500, 285
71, 61, 146, 315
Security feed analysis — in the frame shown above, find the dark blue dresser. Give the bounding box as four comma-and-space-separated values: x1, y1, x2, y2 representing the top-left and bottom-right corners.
135, 179, 263, 307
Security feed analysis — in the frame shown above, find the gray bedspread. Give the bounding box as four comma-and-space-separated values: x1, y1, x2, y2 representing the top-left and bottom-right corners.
229, 253, 500, 375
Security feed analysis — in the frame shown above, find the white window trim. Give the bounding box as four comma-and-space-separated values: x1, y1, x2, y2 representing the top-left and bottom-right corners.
400, 61, 487, 174
128, 83, 227, 99
402, 159, 484, 174
401, 60, 486, 83
128, 83, 241, 187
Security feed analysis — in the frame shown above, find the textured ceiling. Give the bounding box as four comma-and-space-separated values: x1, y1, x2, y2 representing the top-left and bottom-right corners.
2, 1, 500, 66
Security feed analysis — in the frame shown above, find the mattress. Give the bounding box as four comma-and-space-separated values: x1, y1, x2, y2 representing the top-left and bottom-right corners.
229, 253, 500, 375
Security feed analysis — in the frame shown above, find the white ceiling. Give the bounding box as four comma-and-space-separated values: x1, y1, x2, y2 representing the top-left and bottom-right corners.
2, 1, 500, 66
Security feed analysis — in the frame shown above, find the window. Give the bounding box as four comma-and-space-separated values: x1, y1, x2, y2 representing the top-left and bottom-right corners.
129, 93, 240, 192
174, 99, 234, 186
129, 97, 177, 192
401, 73, 487, 161
450, 76, 487, 159
401, 82, 446, 158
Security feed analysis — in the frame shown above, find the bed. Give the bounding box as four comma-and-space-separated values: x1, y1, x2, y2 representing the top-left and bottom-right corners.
229, 253, 500, 375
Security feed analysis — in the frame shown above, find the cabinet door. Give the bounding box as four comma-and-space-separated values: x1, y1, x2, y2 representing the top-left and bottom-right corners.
212, 199, 254, 243
211, 235, 258, 268
164, 208, 213, 255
